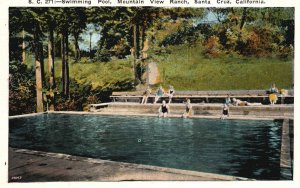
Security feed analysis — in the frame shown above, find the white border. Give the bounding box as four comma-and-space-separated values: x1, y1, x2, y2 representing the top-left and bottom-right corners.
1, 1, 299, 188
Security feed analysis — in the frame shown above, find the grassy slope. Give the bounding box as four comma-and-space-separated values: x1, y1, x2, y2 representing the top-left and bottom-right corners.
156, 45, 293, 90
26, 43, 293, 91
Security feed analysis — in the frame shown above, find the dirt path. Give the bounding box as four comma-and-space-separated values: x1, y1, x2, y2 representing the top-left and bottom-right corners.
148, 62, 160, 85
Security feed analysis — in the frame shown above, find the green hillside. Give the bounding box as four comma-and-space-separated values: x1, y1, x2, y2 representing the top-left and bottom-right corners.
155, 44, 293, 90
30, 47, 293, 92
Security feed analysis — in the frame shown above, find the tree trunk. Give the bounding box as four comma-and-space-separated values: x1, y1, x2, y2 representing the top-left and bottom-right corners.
61, 30, 69, 98
74, 32, 81, 61
133, 24, 140, 84
136, 24, 140, 59
22, 28, 26, 64
240, 8, 248, 30
61, 32, 65, 95
48, 27, 55, 111
34, 25, 44, 112
89, 32, 92, 59
64, 31, 70, 98
141, 27, 145, 57
231, 8, 238, 26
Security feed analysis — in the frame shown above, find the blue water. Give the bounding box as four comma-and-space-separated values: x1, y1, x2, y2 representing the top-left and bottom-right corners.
9, 114, 283, 180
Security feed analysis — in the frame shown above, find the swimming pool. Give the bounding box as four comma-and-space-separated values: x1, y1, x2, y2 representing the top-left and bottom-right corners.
9, 114, 285, 180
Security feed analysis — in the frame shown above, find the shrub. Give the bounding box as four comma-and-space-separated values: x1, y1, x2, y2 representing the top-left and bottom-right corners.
9, 61, 36, 115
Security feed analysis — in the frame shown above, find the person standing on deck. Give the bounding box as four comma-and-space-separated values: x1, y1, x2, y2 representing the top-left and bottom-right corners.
158, 100, 169, 118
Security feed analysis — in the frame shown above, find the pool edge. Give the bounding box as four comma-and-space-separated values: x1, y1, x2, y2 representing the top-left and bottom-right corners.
46, 110, 291, 121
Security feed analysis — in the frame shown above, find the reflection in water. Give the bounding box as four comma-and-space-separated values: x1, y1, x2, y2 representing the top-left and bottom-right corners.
9, 114, 285, 180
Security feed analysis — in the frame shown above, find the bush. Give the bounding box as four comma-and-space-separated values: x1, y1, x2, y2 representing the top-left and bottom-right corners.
96, 49, 111, 62
9, 61, 36, 115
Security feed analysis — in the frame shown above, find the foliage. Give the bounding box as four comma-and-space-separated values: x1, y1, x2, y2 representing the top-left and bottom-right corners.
203, 36, 222, 58
9, 61, 36, 115
70, 58, 134, 91
8, 7, 294, 115
160, 23, 211, 46
205, 7, 294, 59
55, 79, 101, 111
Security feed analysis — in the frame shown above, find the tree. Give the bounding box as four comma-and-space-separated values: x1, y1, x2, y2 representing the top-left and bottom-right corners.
43, 8, 57, 111
56, 8, 71, 98
69, 7, 87, 62
29, 8, 46, 112
207, 7, 294, 58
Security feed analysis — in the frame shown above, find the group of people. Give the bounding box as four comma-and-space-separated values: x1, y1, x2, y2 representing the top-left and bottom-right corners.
141, 85, 175, 104
141, 85, 192, 118
141, 83, 284, 119
158, 99, 192, 118
220, 83, 282, 119
221, 96, 263, 119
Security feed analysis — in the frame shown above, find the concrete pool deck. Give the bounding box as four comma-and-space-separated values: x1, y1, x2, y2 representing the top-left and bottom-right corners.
89, 102, 294, 120
9, 103, 293, 120
9, 148, 252, 182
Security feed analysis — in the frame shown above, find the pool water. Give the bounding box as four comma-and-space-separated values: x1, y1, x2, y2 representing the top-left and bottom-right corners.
9, 114, 284, 180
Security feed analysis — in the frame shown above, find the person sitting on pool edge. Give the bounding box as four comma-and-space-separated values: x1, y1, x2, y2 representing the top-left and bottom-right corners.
221, 103, 229, 119
158, 100, 169, 118
225, 94, 231, 105
166, 85, 175, 104
154, 85, 165, 104
182, 99, 192, 118
141, 86, 151, 104
268, 83, 279, 105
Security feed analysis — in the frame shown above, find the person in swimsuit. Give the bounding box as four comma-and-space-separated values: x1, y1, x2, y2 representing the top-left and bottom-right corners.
225, 94, 231, 105
141, 86, 151, 104
268, 83, 278, 105
221, 103, 229, 119
232, 98, 262, 106
167, 85, 175, 104
232, 98, 247, 106
182, 99, 192, 118
158, 100, 169, 118
154, 85, 165, 104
